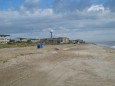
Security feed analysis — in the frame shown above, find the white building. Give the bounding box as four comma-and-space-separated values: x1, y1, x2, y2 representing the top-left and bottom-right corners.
0, 35, 10, 44
13, 38, 28, 42
14, 38, 39, 43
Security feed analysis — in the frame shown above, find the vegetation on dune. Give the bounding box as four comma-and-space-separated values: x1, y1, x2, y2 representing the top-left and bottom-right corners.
0, 42, 38, 49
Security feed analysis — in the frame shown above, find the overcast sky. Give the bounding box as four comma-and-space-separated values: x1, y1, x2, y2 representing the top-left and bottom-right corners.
0, 0, 115, 42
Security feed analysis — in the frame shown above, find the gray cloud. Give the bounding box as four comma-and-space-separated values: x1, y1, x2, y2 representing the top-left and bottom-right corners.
104, 0, 115, 11
21, 0, 40, 10
53, 0, 91, 13
0, 0, 115, 42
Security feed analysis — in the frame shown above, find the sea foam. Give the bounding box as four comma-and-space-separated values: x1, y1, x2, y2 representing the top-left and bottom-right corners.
111, 46, 115, 49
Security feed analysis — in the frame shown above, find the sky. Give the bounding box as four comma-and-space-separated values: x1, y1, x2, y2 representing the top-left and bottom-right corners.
0, 0, 115, 42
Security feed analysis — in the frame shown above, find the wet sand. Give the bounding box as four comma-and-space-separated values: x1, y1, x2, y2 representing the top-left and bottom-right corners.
0, 44, 115, 86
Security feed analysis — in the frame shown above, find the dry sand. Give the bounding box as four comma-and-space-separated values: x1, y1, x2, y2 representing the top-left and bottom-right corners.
0, 44, 115, 86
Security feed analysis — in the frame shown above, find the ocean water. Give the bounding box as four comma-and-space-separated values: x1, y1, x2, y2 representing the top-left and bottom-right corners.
95, 41, 115, 49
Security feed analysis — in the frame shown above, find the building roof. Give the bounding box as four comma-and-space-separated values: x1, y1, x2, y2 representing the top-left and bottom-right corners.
18, 38, 28, 39
0, 35, 10, 36
57, 37, 69, 38
16, 38, 39, 40
41, 37, 69, 39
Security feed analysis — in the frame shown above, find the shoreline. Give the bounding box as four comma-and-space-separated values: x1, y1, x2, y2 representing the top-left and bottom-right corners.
94, 43, 115, 49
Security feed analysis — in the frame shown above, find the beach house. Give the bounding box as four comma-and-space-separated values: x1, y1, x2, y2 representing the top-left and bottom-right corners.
40, 37, 69, 44
0, 35, 10, 44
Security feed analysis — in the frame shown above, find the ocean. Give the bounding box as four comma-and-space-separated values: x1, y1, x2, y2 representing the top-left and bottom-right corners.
94, 41, 115, 49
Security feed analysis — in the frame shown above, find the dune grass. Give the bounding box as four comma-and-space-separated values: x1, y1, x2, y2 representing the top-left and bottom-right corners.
0, 42, 37, 49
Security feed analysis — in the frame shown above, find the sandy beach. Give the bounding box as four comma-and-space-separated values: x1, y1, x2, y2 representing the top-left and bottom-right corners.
0, 44, 115, 86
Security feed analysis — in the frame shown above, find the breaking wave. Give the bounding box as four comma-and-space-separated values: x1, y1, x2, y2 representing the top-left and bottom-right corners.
111, 46, 115, 49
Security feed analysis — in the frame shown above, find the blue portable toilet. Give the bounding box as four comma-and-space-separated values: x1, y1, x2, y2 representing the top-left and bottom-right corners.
37, 44, 44, 49
41, 44, 44, 48
37, 44, 40, 48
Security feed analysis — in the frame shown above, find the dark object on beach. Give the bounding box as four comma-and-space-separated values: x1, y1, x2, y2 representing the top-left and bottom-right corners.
37, 44, 44, 48
54, 48, 60, 50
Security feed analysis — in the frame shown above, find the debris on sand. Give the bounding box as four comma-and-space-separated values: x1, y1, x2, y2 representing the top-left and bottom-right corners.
54, 48, 60, 50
